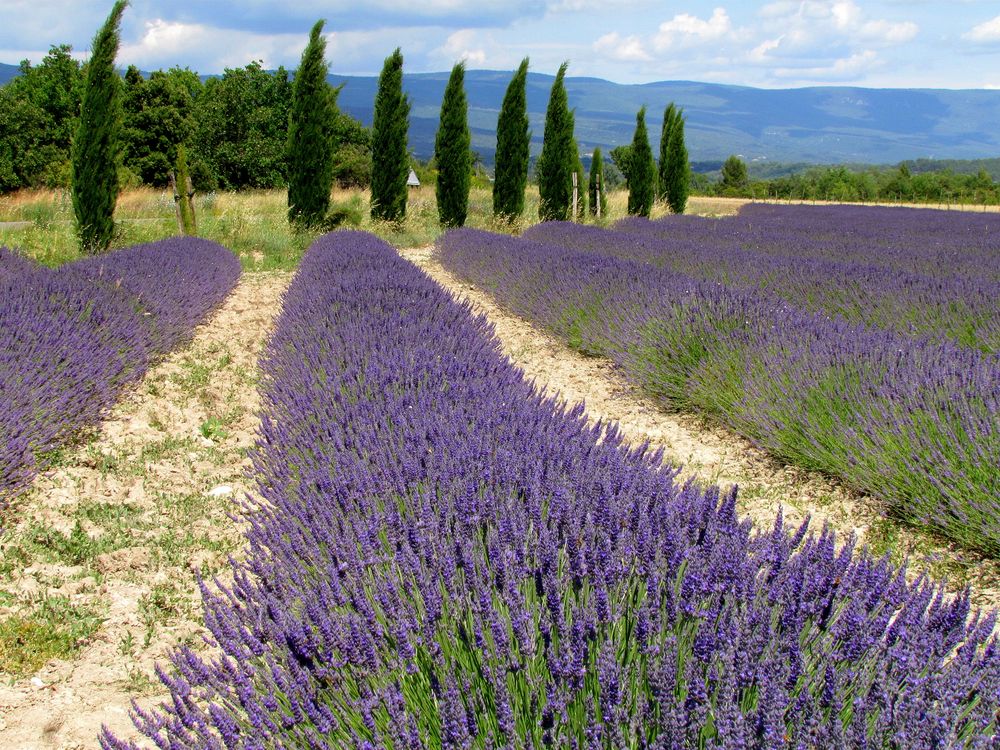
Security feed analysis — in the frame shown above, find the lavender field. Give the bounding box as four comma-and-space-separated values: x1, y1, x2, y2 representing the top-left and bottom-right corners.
528, 205, 1000, 353
99, 231, 1000, 750
0, 238, 240, 512
439, 205, 1000, 556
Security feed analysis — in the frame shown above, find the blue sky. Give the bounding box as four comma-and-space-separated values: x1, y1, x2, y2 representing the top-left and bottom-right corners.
3, 1, 1000, 88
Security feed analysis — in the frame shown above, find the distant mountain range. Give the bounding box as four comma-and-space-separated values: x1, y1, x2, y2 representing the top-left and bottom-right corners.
5, 62, 1000, 166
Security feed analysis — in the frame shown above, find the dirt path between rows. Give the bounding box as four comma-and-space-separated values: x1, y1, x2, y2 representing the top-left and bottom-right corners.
399, 245, 1000, 610
0, 271, 291, 750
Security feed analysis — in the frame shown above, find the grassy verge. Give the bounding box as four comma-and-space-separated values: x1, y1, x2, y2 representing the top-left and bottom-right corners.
0, 187, 741, 269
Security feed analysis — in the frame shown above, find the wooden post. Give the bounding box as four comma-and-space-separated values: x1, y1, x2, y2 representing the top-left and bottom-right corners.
169, 170, 184, 234
572, 171, 578, 220
174, 144, 197, 235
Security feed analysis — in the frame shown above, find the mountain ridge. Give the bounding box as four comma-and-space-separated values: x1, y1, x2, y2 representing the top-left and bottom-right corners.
4, 62, 999, 166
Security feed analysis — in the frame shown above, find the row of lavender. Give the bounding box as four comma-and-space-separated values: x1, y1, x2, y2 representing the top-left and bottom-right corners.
438, 227, 1000, 556
0, 239, 240, 510
105, 232, 999, 749
525, 205, 1000, 352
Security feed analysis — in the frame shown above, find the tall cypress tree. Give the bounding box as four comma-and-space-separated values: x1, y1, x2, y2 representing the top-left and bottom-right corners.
537, 62, 575, 222
287, 19, 336, 229
588, 146, 607, 218
664, 108, 690, 214
72, 0, 128, 254
657, 102, 676, 203
492, 58, 530, 221
435, 62, 471, 227
370, 48, 410, 223
627, 106, 655, 217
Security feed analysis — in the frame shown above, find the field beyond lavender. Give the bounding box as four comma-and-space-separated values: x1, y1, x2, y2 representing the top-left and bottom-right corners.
439, 205, 1000, 556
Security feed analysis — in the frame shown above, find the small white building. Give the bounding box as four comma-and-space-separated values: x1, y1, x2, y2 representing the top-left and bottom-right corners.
407, 169, 421, 187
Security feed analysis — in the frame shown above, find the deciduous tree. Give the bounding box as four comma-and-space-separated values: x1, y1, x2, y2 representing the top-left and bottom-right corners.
121, 67, 194, 186
192, 62, 292, 190
719, 154, 749, 192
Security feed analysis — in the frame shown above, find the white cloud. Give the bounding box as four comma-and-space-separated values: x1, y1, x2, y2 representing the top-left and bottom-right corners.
594, 32, 651, 62
119, 20, 302, 70
773, 49, 879, 81
757, 0, 917, 48
964, 15, 1000, 43
654, 8, 732, 50
860, 19, 918, 44
436, 29, 488, 65
749, 36, 782, 63
831, 0, 862, 30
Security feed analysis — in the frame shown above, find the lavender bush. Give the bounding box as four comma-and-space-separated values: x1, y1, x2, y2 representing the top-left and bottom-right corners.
439, 227, 1000, 556
525, 206, 1000, 353
0, 238, 240, 509
103, 232, 999, 749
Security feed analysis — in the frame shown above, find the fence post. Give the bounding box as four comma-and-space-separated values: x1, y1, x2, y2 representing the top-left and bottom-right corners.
572, 171, 578, 220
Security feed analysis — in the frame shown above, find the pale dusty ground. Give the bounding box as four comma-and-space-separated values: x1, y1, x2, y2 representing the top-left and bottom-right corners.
398, 245, 1000, 610
0, 271, 291, 750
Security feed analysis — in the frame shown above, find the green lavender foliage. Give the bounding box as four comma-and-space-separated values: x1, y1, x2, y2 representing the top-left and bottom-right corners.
537, 62, 575, 222
71, 0, 128, 254
287, 19, 336, 229
657, 102, 676, 203
492, 58, 530, 221
435, 62, 471, 228
588, 147, 607, 217
370, 48, 410, 223
664, 109, 690, 214
627, 107, 656, 217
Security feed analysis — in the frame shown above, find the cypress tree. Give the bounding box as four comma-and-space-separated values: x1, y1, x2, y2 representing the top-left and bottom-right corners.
492, 58, 530, 221
287, 19, 336, 229
664, 108, 690, 213
537, 62, 575, 222
370, 48, 410, 223
657, 102, 676, 202
627, 106, 655, 217
434, 62, 471, 227
588, 146, 607, 218
71, 0, 128, 254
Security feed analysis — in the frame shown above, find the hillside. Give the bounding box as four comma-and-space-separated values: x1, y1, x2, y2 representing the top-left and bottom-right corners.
332, 71, 1000, 166
5, 61, 1000, 165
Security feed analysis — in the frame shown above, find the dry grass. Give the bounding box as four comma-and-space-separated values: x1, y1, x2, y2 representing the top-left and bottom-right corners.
5, 185, 984, 270
0, 185, 745, 269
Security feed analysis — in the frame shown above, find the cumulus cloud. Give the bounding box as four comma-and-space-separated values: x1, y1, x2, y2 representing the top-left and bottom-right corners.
773, 49, 879, 81
964, 15, 1000, 43
152, 0, 545, 34
594, 32, 652, 62
757, 0, 917, 48
435, 29, 488, 66
119, 19, 302, 70
654, 8, 732, 50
